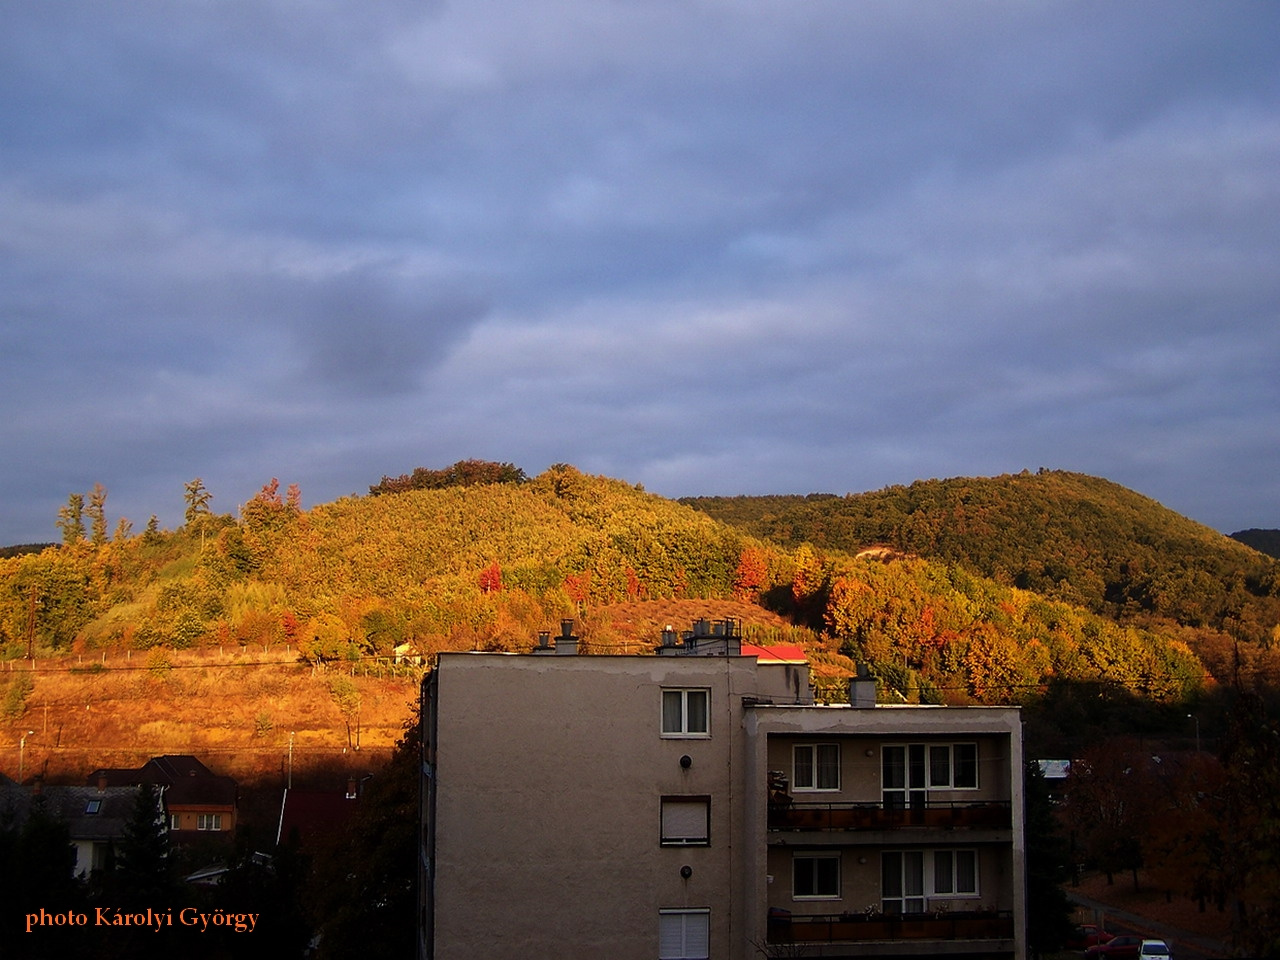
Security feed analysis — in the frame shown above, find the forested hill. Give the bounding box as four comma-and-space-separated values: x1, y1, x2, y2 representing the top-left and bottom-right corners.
684, 470, 1280, 646
2, 463, 1268, 726
1231, 528, 1280, 560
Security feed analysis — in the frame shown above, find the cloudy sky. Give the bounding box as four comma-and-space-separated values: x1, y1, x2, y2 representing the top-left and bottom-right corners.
3, 1, 1278, 544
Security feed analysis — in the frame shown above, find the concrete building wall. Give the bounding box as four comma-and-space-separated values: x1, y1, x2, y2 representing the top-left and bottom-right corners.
744, 704, 1026, 954
428, 653, 758, 960
423, 653, 1026, 960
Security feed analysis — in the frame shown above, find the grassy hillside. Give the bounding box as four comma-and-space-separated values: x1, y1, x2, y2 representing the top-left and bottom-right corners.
685, 470, 1280, 645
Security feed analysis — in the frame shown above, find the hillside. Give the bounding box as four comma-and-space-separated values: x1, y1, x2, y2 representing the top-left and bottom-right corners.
1232, 528, 1280, 560
2, 463, 1263, 780
684, 470, 1280, 645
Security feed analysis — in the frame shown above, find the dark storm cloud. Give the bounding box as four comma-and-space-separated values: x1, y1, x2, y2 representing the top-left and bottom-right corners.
2, 0, 1279, 542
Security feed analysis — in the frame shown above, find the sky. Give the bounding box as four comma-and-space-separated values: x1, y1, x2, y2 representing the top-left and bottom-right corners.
3, 1, 1279, 545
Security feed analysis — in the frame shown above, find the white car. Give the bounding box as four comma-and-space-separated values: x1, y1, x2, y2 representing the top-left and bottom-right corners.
1139, 940, 1172, 960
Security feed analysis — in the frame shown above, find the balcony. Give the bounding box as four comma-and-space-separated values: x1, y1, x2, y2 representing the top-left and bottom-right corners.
768, 800, 1011, 832
766, 909, 1015, 945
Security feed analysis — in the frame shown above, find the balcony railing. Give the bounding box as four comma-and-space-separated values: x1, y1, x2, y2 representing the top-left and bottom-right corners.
766, 909, 1015, 944
768, 800, 1011, 831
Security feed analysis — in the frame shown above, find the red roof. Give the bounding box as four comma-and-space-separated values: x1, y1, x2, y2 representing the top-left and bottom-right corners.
741, 642, 808, 664
277, 787, 360, 847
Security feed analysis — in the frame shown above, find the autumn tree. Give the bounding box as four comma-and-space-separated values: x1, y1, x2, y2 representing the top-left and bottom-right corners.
369, 459, 528, 495
1218, 691, 1280, 956
733, 546, 769, 600
328, 675, 363, 751
1063, 739, 1149, 886
183, 477, 213, 526
789, 544, 829, 627
1142, 751, 1227, 913
86, 483, 108, 547
299, 613, 355, 665
56, 492, 86, 545
478, 561, 503, 594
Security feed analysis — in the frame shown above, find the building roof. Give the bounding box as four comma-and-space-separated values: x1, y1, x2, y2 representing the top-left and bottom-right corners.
87, 754, 237, 808
0, 780, 139, 841
276, 785, 360, 847
741, 642, 808, 664
43, 785, 139, 840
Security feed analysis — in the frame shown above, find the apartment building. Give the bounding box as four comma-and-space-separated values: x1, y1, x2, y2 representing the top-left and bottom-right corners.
418, 620, 1025, 960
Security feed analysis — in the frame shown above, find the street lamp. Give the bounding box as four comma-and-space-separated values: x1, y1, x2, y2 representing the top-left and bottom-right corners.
1187, 713, 1201, 753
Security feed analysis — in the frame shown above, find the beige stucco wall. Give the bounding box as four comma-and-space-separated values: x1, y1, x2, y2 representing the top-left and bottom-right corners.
743, 704, 1026, 955
424, 655, 1025, 960
429, 653, 758, 960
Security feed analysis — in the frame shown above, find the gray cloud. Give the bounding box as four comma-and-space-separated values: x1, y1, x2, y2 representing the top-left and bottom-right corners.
1, 0, 1278, 542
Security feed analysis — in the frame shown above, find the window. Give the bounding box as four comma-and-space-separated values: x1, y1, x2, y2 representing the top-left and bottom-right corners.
954, 744, 978, 788
197, 813, 223, 831
932, 849, 978, 896
881, 851, 925, 914
927, 743, 979, 789
662, 688, 709, 737
884, 742, 978, 801
793, 743, 840, 791
661, 797, 710, 846
170, 813, 181, 830
884, 849, 979, 911
659, 908, 709, 960
793, 853, 841, 899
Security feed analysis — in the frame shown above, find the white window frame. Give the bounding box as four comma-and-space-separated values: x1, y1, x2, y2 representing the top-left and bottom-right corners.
170, 813, 181, 830
661, 688, 710, 738
793, 852, 841, 900
885, 741, 979, 796
659, 908, 710, 960
196, 813, 223, 831
881, 850, 926, 914
926, 743, 979, 789
884, 848, 979, 911
932, 849, 979, 897
661, 797, 710, 846
793, 743, 841, 791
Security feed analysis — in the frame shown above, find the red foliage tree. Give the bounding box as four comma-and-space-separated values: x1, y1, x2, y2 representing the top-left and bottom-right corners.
479, 561, 503, 594
733, 547, 768, 600
564, 571, 591, 605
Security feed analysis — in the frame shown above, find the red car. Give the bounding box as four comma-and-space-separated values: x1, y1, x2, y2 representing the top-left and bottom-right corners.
1086, 935, 1144, 959
1067, 924, 1115, 950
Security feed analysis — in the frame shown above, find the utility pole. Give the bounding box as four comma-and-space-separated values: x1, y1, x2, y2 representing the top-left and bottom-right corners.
25, 585, 37, 660
288, 731, 295, 789
1187, 713, 1201, 753
19, 731, 34, 781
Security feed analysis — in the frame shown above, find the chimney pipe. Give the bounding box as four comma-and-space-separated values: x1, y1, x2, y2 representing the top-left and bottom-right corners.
556, 620, 578, 655
849, 664, 877, 708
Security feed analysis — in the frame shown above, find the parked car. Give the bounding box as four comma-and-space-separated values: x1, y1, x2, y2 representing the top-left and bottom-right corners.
1067, 924, 1115, 950
1085, 935, 1144, 959
1139, 940, 1172, 960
